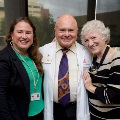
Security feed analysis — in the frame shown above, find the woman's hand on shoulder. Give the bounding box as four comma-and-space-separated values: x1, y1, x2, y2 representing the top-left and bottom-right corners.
51, 37, 57, 42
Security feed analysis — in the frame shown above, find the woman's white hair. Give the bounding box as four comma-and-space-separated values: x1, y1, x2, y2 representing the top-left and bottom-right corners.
80, 20, 110, 45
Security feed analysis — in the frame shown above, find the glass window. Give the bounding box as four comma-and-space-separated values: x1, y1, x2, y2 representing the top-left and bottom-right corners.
28, 0, 88, 46
96, 0, 120, 47
0, 0, 6, 50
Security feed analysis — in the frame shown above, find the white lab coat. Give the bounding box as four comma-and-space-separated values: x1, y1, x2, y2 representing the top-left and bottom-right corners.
39, 41, 92, 120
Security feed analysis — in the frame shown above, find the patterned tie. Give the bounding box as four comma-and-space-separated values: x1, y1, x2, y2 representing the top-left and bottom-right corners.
58, 49, 70, 106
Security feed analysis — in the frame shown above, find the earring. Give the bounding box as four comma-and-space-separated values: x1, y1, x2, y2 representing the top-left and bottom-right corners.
32, 43, 34, 46
10, 41, 13, 46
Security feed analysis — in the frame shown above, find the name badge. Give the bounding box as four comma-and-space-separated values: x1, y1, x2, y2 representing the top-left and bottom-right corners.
42, 55, 52, 63
31, 93, 40, 101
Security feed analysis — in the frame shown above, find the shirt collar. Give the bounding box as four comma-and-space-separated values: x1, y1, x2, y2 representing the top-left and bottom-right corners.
56, 42, 76, 54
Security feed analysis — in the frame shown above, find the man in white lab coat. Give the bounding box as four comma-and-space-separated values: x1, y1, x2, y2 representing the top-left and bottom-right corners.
39, 14, 92, 120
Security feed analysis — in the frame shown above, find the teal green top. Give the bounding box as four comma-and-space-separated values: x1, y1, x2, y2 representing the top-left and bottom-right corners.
14, 50, 44, 117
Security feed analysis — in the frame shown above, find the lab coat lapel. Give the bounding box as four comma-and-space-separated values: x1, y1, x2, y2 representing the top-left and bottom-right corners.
46, 42, 56, 85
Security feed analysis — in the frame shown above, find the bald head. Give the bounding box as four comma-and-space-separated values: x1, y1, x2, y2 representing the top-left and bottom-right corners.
55, 14, 78, 30
54, 14, 78, 48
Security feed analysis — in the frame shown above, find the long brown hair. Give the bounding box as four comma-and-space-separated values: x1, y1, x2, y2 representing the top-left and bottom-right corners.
4, 17, 43, 74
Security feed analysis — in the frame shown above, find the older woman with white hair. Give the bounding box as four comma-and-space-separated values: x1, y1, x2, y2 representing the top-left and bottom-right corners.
81, 20, 120, 119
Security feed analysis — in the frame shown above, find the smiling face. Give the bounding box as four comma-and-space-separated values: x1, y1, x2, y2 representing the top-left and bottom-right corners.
55, 14, 78, 48
11, 21, 33, 55
83, 31, 107, 58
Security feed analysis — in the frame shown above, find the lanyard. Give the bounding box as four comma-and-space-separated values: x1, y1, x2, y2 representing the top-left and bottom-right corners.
18, 54, 39, 92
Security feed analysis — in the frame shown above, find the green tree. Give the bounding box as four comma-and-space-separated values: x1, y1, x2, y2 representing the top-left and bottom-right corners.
30, 14, 55, 47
